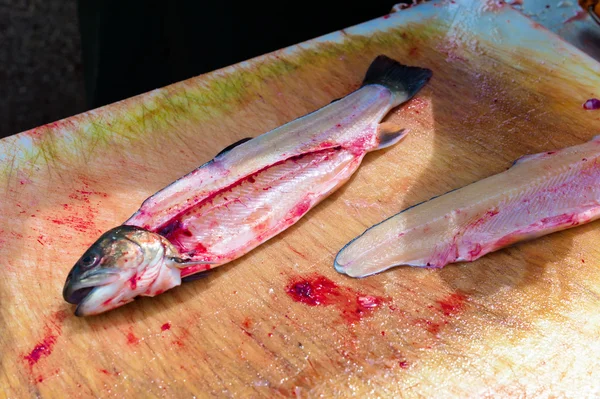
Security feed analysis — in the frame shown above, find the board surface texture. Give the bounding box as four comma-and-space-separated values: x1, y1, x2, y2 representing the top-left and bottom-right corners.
1, 1, 600, 397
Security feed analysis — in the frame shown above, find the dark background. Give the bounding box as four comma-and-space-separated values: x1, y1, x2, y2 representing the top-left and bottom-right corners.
0, 1, 400, 139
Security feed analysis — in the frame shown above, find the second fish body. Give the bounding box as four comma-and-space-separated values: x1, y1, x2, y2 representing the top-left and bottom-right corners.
336, 137, 600, 277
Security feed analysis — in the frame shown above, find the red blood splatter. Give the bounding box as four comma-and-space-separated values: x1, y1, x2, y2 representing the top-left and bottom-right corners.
383, 14, 391, 19
195, 242, 207, 253
53, 310, 69, 324
49, 216, 95, 233
288, 245, 307, 259
286, 275, 339, 306
268, 333, 273, 338
285, 274, 387, 324
171, 326, 191, 348
582, 259, 586, 263
381, 331, 385, 336
99, 368, 120, 376
24, 335, 57, 366
161, 323, 171, 331
126, 332, 140, 345
129, 275, 138, 290
182, 229, 193, 237
583, 98, 600, 110
22, 312, 68, 373
242, 317, 253, 329
36, 376, 44, 383
437, 293, 467, 317
426, 321, 441, 335
248, 176, 256, 183
399, 361, 409, 369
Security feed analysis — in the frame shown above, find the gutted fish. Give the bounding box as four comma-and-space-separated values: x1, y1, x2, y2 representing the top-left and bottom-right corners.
62, 55, 433, 316
335, 137, 600, 277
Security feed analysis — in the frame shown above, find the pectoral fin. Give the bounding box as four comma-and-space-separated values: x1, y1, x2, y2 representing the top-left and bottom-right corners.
376, 122, 407, 150
168, 257, 216, 269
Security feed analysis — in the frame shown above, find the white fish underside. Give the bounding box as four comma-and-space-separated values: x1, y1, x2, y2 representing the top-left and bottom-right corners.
335, 136, 600, 277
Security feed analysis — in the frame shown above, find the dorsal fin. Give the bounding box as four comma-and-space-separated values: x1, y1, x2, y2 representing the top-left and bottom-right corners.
512, 150, 558, 166
215, 137, 253, 157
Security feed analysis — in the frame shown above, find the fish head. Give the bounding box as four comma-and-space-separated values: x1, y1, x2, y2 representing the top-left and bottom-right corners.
62, 225, 182, 316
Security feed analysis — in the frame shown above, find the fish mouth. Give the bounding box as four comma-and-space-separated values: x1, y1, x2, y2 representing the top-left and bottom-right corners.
64, 286, 95, 305
63, 271, 120, 306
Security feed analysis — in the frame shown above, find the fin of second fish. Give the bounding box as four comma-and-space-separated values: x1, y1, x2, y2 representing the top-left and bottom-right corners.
362, 55, 432, 107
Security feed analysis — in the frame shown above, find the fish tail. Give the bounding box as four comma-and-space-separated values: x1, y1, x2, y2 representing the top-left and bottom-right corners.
362, 55, 432, 107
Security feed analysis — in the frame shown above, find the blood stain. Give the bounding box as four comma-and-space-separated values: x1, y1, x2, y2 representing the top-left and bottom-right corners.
285, 274, 387, 324
161, 322, 171, 331
126, 332, 140, 345
242, 317, 253, 329
437, 293, 467, 317
128, 275, 138, 290
288, 245, 307, 259
286, 275, 339, 306
422, 319, 442, 335
24, 335, 57, 366
399, 361, 409, 369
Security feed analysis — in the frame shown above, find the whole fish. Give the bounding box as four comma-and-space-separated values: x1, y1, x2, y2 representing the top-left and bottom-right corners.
335, 136, 600, 277
62, 55, 433, 316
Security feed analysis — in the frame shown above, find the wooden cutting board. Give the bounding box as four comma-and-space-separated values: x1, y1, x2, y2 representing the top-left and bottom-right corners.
2, 1, 600, 397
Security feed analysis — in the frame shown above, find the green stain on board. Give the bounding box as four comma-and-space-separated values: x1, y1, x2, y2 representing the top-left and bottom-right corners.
0, 19, 443, 184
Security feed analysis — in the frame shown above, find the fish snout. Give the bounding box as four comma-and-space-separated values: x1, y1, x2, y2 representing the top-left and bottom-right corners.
62, 266, 120, 305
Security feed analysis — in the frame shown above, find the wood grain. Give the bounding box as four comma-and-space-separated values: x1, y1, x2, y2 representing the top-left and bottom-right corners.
1, 1, 600, 397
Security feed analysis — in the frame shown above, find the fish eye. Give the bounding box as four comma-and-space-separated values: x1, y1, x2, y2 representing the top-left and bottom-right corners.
79, 253, 100, 268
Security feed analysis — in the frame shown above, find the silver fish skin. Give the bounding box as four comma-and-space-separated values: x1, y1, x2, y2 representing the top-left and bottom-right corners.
335, 136, 600, 277
62, 55, 433, 316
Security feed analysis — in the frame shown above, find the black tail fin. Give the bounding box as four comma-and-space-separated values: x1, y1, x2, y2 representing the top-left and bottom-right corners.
362, 55, 432, 107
